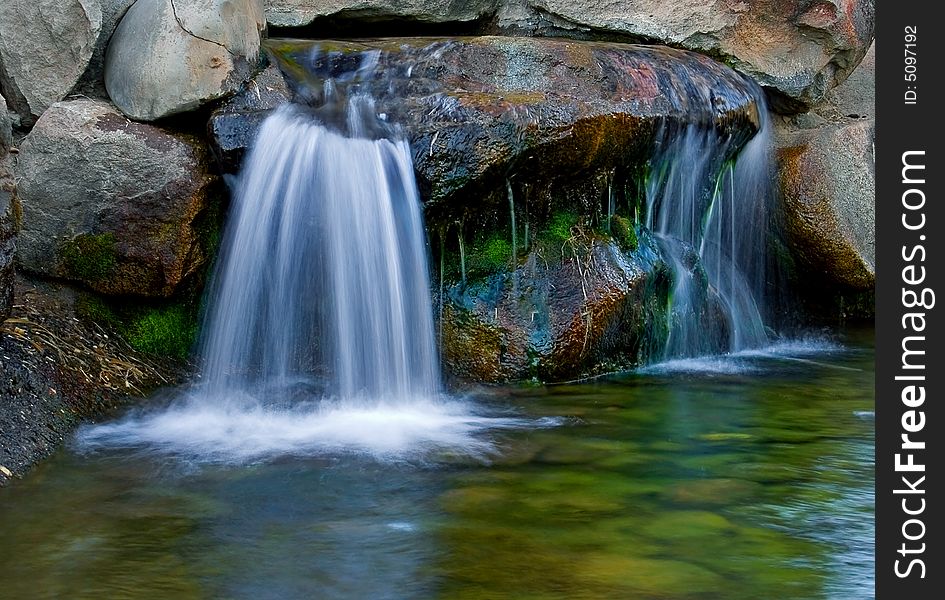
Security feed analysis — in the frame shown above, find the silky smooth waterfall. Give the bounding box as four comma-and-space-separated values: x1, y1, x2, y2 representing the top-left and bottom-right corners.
201, 103, 440, 401
646, 92, 774, 359
76, 71, 521, 462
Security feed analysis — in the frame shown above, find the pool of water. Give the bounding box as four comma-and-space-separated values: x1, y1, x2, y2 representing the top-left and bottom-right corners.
0, 328, 874, 599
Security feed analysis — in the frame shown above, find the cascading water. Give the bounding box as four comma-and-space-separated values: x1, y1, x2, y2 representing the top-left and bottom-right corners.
645, 91, 774, 359
201, 103, 440, 401
77, 53, 525, 463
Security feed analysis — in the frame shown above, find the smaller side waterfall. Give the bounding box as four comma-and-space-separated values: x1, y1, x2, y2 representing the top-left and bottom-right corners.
646, 92, 774, 358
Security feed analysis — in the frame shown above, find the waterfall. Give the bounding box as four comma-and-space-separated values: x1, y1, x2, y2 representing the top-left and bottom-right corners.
646, 92, 773, 359
75, 63, 529, 462
200, 103, 440, 401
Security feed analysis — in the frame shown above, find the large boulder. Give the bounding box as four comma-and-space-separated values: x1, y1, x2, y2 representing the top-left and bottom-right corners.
264, 0, 496, 28
15, 100, 222, 297
214, 37, 763, 207
0, 0, 103, 125
819, 40, 874, 121
777, 118, 874, 290
511, 0, 875, 113
262, 2, 874, 113
105, 0, 266, 121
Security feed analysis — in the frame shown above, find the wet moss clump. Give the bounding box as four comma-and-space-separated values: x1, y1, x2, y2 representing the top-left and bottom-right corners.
610, 215, 638, 251
127, 305, 198, 360
544, 211, 580, 245
60, 233, 117, 282
75, 294, 200, 361
466, 235, 513, 276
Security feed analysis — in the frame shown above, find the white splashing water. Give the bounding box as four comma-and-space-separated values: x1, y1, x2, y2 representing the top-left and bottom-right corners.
78, 88, 523, 462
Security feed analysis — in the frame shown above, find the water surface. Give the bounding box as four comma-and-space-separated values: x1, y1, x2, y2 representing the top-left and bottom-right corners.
0, 329, 874, 599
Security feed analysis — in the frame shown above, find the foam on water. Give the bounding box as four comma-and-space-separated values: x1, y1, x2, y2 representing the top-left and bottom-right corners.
76, 392, 537, 464
639, 337, 845, 376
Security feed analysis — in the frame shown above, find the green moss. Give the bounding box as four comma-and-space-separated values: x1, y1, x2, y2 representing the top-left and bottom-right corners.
544, 211, 579, 245
76, 292, 199, 361
610, 215, 638, 251
75, 294, 122, 331
127, 305, 198, 360
465, 235, 513, 276
60, 233, 117, 282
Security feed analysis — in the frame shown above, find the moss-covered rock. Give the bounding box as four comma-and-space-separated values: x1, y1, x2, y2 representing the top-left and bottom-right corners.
441, 230, 672, 383
15, 99, 225, 297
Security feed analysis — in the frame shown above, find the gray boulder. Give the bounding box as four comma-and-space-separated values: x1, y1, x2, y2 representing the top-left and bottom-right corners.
15, 100, 222, 297
0, 0, 103, 125
105, 0, 266, 121
72, 1, 138, 98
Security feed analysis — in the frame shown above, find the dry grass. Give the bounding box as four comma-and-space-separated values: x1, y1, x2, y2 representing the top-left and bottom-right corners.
2, 296, 169, 395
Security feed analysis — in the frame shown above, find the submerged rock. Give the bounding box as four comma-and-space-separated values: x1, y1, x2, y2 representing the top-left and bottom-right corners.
105, 0, 266, 121
0, 0, 103, 125
15, 100, 222, 297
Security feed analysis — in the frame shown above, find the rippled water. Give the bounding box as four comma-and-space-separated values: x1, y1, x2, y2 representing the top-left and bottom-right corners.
0, 328, 874, 599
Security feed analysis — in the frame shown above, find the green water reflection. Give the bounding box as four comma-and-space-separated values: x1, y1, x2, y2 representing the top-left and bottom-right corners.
0, 329, 874, 599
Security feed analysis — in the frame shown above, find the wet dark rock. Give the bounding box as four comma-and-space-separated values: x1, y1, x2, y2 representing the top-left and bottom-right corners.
214, 37, 762, 209
15, 100, 223, 297
1, 168, 13, 320
441, 233, 672, 383
207, 63, 292, 170
1, 118, 13, 319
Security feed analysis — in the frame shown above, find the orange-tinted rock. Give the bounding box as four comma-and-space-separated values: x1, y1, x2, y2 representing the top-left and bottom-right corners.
777, 118, 874, 290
